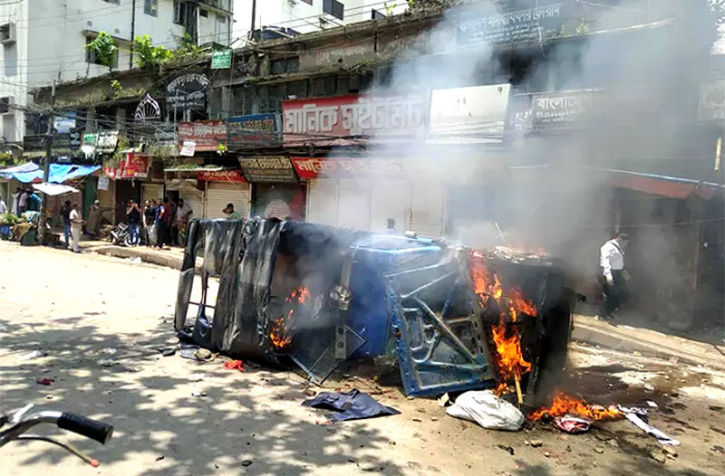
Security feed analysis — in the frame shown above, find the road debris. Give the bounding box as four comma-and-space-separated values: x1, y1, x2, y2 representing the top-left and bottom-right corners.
438, 393, 451, 407
445, 390, 524, 431
496, 445, 515, 455
552, 416, 591, 434
98, 359, 120, 367
223, 360, 244, 372
191, 391, 208, 397
189, 373, 206, 382
530, 440, 543, 448
302, 389, 400, 422
19, 350, 45, 361
241, 460, 253, 467
650, 450, 666, 464
35, 377, 54, 385
621, 409, 680, 446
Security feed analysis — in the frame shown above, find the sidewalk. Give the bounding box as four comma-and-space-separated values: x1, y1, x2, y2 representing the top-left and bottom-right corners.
573, 314, 725, 371
80, 240, 188, 270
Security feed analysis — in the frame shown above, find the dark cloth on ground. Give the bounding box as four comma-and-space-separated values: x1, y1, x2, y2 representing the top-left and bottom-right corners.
302, 389, 400, 422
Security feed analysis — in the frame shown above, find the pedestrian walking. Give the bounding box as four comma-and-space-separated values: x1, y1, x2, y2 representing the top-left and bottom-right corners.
223, 203, 241, 220
126, 199, 141, 246
155, 197, 168, 249
60, 200, 72, 248
69, 203, 83, 253
599, 232, 630, 319
143, 199, 156, 247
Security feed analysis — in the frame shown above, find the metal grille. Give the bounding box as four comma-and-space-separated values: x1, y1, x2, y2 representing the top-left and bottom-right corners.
290, 325, 366, 384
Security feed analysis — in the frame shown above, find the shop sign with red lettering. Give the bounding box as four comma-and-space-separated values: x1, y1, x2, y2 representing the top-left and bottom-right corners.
291, 157, 405, 179
197, 169, 246, 183
178, 120, 227, 151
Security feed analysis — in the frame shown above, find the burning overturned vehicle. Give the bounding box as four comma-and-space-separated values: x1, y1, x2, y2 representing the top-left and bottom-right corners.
174, 217, 575, 412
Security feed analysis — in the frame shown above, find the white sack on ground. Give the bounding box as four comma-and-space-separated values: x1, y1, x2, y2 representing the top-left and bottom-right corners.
445, 390, 524, 431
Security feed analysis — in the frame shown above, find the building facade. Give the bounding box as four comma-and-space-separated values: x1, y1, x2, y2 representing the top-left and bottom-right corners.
0, 0, 232, 145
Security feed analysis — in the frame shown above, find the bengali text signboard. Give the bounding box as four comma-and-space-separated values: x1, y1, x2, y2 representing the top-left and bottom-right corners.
291, 157, 405, 179
239, 157, 298, 183
178, 120, 227, 152
457, 4, 566, 48
227, 114, 281, 148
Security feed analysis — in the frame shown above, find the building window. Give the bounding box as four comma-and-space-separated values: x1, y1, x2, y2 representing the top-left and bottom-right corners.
270, 57, 299, 75
323, 0, 344, 21
200, 9, 208, 18
0, 22, 16, 45
173, 1, 186, 25
0, 97, 13, 115
144, 0, 158, 17
85, 36, 119, 68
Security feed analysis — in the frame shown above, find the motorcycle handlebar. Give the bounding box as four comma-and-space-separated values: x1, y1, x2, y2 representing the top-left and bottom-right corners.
57, 413, 114, 445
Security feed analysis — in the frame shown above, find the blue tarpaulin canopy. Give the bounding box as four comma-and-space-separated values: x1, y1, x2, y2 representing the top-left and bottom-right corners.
0, 163, 99, 183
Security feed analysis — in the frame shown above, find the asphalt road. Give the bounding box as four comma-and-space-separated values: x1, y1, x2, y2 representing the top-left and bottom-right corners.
1, 242, 724, 476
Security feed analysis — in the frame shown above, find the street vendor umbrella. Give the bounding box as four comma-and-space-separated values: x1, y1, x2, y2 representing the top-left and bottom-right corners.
32, 183, 79, 196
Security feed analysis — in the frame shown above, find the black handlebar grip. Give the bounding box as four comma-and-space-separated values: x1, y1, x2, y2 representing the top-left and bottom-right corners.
57, 412, 114, 444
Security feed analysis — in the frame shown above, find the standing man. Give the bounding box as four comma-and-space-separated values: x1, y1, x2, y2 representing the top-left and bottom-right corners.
126, 200, 141, 246
60, 200, 72, 248
0, 195, 7, 215
223, 203, 240, 220
69, 203, 83, 253
155, 197, 168, 249
18, 189, 29, 215
174, 198, 193, 246
143, 200, 156, 247
599, 232, 630, 319
11, 187, 20, 215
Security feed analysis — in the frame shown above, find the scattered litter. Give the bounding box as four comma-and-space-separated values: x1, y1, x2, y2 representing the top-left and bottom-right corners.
241, 460, 253, 467
647, 401, 658, 409
100, 348, 117, 355
712, 445, 725, 454
709, 406, 724, 412
35, 377, 54, 386
662, 447, 677, 459
530, 440, 543, 448
190, 373, 206, 382
224, 360, 245, 372
644, 383, 655, 392
302, 389, 400, 422
155, 455, 165, 462
553, 417, 591, 434
129, 257, 142, 265
179, 343, 201, 360
19, 350, 44, 361
98, 359, 120, 367
412, 418, 422, 422
438, 393, 451, 407
431, 417, 439, 422
649, 450, 666, 464
45, 394, 54, 400
632, 351, 641, 356
123, 365, 141, 373
622, 409, 679, 446
496, 445, 515, 455
594, 448, 604, 454
445, 390, 524, 431
191, 391, 208, 397
543, 451, 551, 458
157, 348, 176, 357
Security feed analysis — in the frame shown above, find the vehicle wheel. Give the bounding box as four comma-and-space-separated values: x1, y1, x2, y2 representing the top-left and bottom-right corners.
123, 235, 133, 247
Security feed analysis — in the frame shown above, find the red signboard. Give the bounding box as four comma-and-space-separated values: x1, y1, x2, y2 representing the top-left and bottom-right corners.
196, 169, 247, 183
282, 94, 428, 145
291, 157, 405, 179
104, 153, 149, 179
178, 120, 227, 151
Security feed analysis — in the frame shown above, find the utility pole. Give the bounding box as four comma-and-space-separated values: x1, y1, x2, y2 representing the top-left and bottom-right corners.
130, 0, 137, 68
38, 80, 56, 246
251, 0, 257, 37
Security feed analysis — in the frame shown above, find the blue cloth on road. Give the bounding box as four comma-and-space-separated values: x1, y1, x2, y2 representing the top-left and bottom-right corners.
302, 389, 400, 422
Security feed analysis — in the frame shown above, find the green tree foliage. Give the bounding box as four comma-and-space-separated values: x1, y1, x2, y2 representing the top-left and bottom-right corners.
85, 32, 118, 70
133, 35, 174, 69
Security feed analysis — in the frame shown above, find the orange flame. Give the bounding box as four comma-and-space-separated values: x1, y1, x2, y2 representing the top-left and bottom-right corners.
469, 253, 536, 395
271, 286, 310, 350
528, 392, 622, 421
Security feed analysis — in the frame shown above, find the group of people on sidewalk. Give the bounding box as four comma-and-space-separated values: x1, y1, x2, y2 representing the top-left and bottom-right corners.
126, 197, 193, 248
4, 188, 41, 216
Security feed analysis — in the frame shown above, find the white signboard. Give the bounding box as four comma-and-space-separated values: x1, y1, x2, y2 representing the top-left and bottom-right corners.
428, 84, 511, 143
180, 141, 196, 157
98, 176, 109, 191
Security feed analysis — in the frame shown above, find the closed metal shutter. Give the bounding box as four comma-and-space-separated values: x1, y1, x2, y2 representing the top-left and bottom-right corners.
337, 179, 371, 230
370, 180, 411, 233
205, 182, 251, 219
307, 179, 339, 226
410, 182, 446, 238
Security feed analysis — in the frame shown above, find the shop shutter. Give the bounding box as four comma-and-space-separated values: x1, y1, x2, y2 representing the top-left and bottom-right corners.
142, 183, 164, 205
337, 179, 371, 230
205, 182, 251, 219
410, 182, 446, 238
307, 179, 339, 226
370, 180, 411, 233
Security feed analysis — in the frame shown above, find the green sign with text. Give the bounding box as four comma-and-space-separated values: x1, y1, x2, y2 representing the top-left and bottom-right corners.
211, 50, 232, 69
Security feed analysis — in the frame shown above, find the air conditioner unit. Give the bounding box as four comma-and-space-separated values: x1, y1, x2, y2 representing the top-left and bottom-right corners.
0, 23, 16, 45
0, 96, 15, 115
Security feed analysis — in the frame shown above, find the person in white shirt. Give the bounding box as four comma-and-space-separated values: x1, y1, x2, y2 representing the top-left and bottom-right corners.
69, 203, 83, 253
599, 232, 629, 319
11, 188, 21, 215
0, 197, 6, 215
18, 189, 29, 214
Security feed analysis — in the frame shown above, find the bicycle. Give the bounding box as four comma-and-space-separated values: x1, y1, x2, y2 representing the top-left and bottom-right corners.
0, 404, 114, 467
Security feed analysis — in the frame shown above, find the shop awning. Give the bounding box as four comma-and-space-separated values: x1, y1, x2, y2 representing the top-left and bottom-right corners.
32, 183, 80, 196
164, 166, 224, 173
0, 162, 40, 180
0, 163, 100, 184
599, 168, 722, 200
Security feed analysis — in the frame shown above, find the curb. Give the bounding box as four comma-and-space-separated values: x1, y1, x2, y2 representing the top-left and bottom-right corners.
572, 320, 725, 371
85, 244, 184, 270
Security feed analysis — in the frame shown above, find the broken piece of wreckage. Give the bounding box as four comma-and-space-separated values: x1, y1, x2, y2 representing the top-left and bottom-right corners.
174, 218, 574, 405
